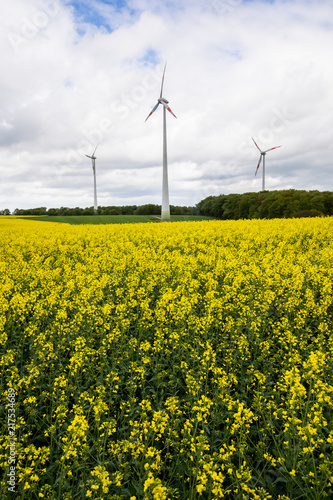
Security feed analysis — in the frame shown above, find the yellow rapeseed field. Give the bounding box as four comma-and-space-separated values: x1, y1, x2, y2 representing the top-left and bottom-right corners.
1, 216, 333, 499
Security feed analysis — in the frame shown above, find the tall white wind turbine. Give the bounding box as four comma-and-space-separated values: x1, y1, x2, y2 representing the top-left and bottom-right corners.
85, 143, 99, 214
252, 138, 282, 191
145, 63, 177, 222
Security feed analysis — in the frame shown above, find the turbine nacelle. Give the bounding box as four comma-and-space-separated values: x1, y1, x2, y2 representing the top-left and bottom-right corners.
85, 143, 99, 161
158, 97, 169, 105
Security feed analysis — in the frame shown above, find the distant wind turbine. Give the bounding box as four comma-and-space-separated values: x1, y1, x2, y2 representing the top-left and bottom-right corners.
252, 138, 282, 191
85, 143, 99, 214
145, 62, 177, 222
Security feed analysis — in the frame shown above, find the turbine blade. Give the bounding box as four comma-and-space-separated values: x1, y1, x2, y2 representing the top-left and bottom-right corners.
145, 102, 159, 122
264, 145, 282, 153
160, 62, 167, 98
167, 106, 177, 118
85, 154, 92, 159
92, 143, 99, 157
252, 137, 262, 153
161, 101, 177, 118
255, 154, 262, 176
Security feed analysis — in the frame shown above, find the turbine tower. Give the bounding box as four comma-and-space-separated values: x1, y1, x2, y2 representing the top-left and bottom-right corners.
145, 63, 177, 222
252, 138, 282, 191
85, 143, 99, 214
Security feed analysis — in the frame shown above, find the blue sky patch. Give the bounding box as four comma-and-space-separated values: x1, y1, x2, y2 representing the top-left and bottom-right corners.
139, 49, 160, 67
67, 0, 137, 33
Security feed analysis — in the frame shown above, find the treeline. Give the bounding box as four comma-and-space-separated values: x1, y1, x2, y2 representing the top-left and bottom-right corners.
11, 204, 197, 216
196, 190, 333, 219
5, 190, 333, 219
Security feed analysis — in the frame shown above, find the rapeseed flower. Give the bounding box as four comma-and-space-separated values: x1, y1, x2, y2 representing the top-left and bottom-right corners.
1, 216, 333, 499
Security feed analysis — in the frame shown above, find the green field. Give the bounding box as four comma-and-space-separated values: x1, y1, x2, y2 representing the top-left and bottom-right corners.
17, 215, 215, 224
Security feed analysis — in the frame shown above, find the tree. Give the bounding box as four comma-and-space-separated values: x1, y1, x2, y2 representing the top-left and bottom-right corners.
135, 204, 161, 215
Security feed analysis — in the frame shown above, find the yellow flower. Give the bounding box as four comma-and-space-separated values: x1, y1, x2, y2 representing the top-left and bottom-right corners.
2, 214, 333, 500
197, 483, 206, 494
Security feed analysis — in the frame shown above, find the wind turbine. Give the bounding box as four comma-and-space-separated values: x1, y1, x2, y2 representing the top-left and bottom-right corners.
252, 138, 282, 191
145, 62, 177, 222
85, 143, 99, 214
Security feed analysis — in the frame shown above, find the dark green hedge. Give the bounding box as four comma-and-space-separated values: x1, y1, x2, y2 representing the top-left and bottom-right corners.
196, 189, 333, 219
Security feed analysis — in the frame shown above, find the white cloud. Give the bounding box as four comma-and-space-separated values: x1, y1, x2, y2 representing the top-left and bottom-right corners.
0, 0, 333, 211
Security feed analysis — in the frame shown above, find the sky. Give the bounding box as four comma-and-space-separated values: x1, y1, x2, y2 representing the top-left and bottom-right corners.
1, 0, 333, 211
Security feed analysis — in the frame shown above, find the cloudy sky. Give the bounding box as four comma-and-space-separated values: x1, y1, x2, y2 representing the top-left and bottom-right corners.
1, 0, 333, 211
